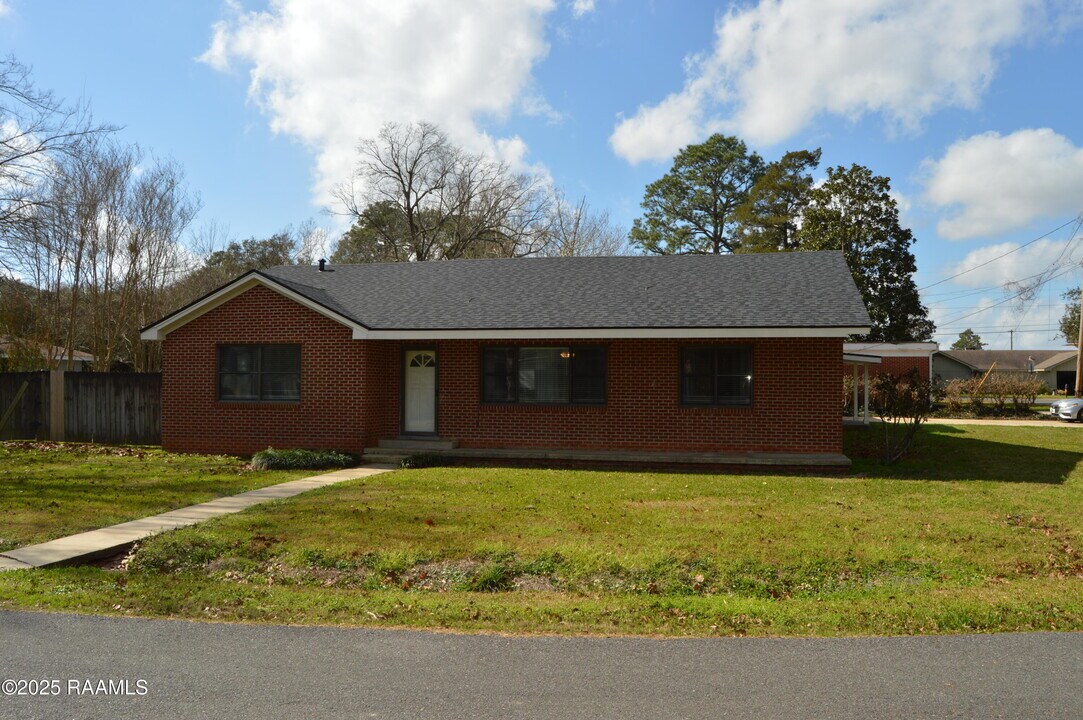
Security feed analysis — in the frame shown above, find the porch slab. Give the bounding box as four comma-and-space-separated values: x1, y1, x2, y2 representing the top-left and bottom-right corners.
365, 445, 851, 470
0, 465, 396, 570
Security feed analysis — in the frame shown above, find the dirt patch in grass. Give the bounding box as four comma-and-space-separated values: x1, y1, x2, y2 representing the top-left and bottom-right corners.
403, 560, 483, 591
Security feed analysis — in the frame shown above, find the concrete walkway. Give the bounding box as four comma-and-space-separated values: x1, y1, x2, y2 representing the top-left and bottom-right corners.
0, 465, 394, 571
923, 417, 1082, 427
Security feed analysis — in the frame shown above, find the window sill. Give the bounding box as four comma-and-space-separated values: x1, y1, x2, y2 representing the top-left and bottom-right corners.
216, 399, 302, 405
480, 402, 607, 409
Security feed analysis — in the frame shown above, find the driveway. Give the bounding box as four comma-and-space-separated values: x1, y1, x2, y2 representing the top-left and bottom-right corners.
2, 611, 1080, 719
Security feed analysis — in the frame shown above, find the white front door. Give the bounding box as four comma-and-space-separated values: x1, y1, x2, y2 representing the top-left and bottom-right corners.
403, 350, 437, 434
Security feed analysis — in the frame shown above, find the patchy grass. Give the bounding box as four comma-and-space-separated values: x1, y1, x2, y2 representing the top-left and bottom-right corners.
0, 442, 308, 552
0, 425, 1080, 636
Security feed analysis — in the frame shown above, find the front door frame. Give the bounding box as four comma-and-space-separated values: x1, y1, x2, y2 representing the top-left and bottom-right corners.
400, 346, 439, 436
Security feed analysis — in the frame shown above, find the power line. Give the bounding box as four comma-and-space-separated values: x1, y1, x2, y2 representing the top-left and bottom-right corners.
931, 326, 1062, 335
935, 262, 1081, 327
919, 214, 1083, 292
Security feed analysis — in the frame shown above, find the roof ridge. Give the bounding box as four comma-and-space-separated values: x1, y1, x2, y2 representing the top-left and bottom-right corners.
268, 249, 845, 272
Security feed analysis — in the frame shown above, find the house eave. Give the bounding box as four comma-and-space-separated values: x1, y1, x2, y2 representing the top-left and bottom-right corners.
353, 326, 870, 340
139, 272, 368, 341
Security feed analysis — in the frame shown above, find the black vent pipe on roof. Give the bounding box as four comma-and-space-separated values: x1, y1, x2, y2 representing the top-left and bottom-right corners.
318, 258, 326, 272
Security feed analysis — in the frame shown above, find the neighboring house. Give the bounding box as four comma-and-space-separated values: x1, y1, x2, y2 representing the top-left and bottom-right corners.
140, 251, 871, 468
0, 337, 95, 371
843, 342, 939, 379
1035, 351, 1078, 394
932, 349, 1078, 392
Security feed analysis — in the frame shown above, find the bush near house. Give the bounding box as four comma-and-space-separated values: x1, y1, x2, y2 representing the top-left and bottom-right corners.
250, 448, 358, 471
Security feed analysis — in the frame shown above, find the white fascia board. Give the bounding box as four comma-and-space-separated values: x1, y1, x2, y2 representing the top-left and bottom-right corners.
354, 326, 869, 340
140, 274, 367, 341
843, 342, 939, 357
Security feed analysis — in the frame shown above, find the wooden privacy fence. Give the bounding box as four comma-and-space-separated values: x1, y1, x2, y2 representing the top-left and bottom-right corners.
0, 371, 160, 444
0, 372, 49, 440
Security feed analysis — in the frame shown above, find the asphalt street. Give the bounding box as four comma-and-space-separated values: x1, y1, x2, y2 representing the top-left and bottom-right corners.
1, 611, 1080, 719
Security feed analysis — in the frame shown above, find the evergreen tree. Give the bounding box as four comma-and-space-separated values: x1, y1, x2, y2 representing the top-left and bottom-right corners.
798, 164, 934, 342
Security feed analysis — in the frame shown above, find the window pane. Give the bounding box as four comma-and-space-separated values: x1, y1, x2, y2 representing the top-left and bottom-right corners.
262, 345, 300, 373
715, 375, 752, 405
570, 346, 606, 403
220, 345, 258, 373
261, 372, 300, 400
519, 347, 569, 403
220, 373, 258, 400
681, 348, 714, 404
482, 348, 516, 402
716, 348, 751, 374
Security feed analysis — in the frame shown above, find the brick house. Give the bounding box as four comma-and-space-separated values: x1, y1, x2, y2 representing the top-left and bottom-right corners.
141, 251, 870, 469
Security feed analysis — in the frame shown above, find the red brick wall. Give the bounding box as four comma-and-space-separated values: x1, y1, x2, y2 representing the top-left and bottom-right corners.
870, 355, 931, 380
161, 286, 371, 455
161, 287, 844, 456
391, 337, 843, 454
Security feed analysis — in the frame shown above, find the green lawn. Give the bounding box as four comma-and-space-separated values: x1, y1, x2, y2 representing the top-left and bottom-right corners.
0, 441, 309, 552
1, 425, 1080, 636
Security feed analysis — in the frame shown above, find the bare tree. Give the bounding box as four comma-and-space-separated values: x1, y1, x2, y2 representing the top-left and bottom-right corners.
9, 138, 200, 371
0, 56, 112, 267
541, 191, 627, 257
333, 122, 551, 261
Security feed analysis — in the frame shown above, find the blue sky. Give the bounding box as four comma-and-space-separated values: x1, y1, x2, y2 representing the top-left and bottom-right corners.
3, 0, 1083, 348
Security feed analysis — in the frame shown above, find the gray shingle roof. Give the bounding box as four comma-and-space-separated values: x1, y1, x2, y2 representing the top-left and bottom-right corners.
936, 349, 1066, 372
1035, 350, 1078, 370
260, 251, 870, 331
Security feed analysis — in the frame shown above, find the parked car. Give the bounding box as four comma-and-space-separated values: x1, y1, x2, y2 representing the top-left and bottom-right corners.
1049, 397, 1083, 421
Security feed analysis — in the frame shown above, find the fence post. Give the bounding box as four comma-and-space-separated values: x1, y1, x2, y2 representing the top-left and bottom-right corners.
49, 369, 65, 441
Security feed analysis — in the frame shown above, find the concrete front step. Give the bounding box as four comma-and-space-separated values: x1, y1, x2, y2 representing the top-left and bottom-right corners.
377, 437, 459, 451
362, 451, 411, 464
363, 446, 851, 470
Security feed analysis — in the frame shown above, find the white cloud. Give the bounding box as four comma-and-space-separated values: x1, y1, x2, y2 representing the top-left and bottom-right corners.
939, 237, 1081, 289
926, 235, 1083, 348
571, 0, 595, 18
0, 2, 12, 19
610, 86, 716, 164
610, 0, 1065, 163
923, 128, 1083, 240
201, 0, 557, 205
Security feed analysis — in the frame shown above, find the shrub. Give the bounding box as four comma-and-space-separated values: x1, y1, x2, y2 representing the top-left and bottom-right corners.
250, 447, 357, 471
941, 378, 967, 412
842, 373, 855, 415
938, 374, 1047, 416
400, 453, 448, 469
871, 369, 933, 464
1004, 374, 1046, 412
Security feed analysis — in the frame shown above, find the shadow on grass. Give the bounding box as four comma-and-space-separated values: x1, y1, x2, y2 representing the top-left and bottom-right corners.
846, 424, 1082, 484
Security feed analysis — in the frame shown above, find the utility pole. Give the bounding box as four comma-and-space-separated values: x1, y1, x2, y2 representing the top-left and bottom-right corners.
1009, 329, 1014, 350
1075, 278, 1082, 397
